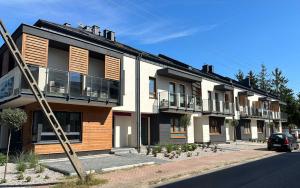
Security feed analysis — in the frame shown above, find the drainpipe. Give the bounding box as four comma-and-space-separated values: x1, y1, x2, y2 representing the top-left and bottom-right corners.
135, 53, 142, 153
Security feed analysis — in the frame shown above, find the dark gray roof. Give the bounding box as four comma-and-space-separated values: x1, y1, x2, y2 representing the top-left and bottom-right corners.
2, 19, 280, 99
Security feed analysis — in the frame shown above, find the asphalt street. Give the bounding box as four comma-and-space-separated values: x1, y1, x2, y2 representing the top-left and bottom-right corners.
159, 151, 300, 188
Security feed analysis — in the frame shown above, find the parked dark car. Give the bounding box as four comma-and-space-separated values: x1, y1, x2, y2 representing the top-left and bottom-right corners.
267, 133, 299, 152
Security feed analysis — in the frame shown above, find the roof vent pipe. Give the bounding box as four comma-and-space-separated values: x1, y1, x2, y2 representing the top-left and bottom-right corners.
103, 29, 116, 41
83, 25, 92, 33
92, 25, 100, 35
63, 23, 71, 27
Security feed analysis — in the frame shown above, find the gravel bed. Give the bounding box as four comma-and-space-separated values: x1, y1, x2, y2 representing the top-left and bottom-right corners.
0, 163, 64, 186
141, 146, 233, 161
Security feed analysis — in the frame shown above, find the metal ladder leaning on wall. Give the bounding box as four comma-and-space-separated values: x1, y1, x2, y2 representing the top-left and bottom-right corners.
0, 20, 85, 179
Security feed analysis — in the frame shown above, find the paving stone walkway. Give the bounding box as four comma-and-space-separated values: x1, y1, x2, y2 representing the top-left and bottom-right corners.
97, 148, 279, 188
43, 153, 167, 175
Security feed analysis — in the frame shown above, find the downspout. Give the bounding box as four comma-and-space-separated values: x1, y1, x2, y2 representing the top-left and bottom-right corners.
135, 53, 142, 153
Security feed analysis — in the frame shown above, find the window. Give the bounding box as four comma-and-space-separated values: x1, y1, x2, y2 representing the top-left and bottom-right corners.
170, 117, 185, 133
235, 97, 239, 111
244, 121, 251, 134
209, 118, 222, 134
257, 121, 264, 133
179, 85, 185, 107
32, 111, 82, 143
149, 77, 156, 98
169, 82, 176, 106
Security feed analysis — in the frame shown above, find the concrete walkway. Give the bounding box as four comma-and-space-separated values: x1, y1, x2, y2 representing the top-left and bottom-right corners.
43, 153, 167, 175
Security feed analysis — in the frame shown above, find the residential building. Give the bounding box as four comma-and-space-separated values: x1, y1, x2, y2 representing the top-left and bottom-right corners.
0, 20, 287, 155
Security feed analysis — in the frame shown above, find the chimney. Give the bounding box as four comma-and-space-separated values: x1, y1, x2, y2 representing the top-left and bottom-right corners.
208, 65, 214, 73
202, 64, 209, 73
64, 23, 71, 27
241, 77, 251, 87
103, 29, 116, 41
202, 64, 214, 73
92, 25, 100, 35
83, 25, 92, 33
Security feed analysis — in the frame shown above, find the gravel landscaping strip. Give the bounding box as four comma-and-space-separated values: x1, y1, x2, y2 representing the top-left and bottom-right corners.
0, 163, 64, 187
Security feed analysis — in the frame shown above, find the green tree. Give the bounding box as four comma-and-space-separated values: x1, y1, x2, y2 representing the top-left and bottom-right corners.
235, 69, 244, 82
258, 64, 271, 92
248, 71, 258, 88
271, 68, 288, 96
0, 108, 27, 181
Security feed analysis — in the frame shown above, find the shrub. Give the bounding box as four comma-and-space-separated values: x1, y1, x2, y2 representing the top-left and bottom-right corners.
16, 161, 27, 172
0, 153, 6, 166
191, 143, 198, 151
181, 144, 188, 152
35, 165, 45, 173
0, 179, 7, 184
25, 176, 31, 182
26, 151, 39, 168
44, 175, 50, 179
154, 145, 162, 153
166, 144, 174, 153
17, 173, 24, 180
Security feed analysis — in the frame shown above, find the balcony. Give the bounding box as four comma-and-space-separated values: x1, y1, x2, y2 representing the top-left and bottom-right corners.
0, 65, 120, 107
239, 105, 287, 121
158, 91, 202, 113
202, 99, 234, 115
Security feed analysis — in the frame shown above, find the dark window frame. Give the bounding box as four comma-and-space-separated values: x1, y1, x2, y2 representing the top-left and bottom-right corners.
149, 77, 157, 99
209, 118, 222, 135
32, 111, 83, 143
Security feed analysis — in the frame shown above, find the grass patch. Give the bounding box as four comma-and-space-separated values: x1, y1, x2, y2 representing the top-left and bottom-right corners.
53, 173, 108, 188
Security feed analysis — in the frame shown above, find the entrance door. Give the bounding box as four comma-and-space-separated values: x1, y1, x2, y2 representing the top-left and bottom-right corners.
236, 123, 242, 140
141, 117, 149, 145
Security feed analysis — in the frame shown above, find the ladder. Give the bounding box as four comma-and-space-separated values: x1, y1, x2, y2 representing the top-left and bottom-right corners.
0, 20, 85, 179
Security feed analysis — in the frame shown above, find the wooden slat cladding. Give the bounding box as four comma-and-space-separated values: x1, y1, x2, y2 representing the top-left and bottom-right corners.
69, 46, 89, 75
22, 34, 49, 67
22, 103, 113, 154
105, 55, 120, 80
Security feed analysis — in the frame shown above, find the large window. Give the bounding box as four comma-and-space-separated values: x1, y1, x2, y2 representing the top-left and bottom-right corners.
32, 111, 82, 143
149, 77, 156, 98
170, 117, 186, 133
209, 118, 222, 134
257, 121, 264, 133
244, 121, 251, 134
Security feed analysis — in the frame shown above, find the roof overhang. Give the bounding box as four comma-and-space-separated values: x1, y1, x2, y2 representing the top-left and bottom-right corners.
279, 101, 287, 105
214, 84, 234, 91
157, 68, 202, 82
238, 91, 254, 96
259, 97, 271, 101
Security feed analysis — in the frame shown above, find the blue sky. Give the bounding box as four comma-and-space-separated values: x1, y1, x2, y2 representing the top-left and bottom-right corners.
1, 0, 300, 93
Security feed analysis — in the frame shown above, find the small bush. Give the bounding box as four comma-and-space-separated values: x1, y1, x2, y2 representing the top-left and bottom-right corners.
76, 173, 108, 186
166, 144, 174, 153
25, 176, 31, 182
35, 165, 45, 173
191, 143, 198, 151
44, 175, 50, 179
155, 145, 162, 153
17, 173, 24, 180
146, 147, 151, 155
0, 153, 6, 166
152, 148, 158, 157
0, 179, 7, 184
16, 161, 27, 172
181, 144, 188, 152
26, 151, 39, 168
